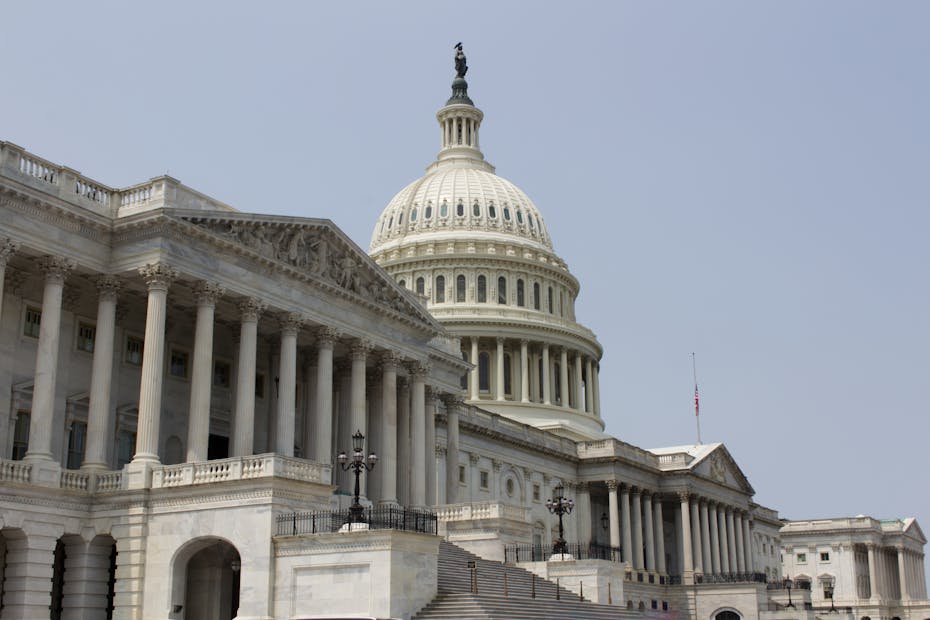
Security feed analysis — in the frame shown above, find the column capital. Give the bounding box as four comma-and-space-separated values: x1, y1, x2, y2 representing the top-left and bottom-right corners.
93, 275, 123, 300
677, 490, 690, 502
193, 281, 225, 306
468, 452, 480, 465
39, 255, 77, 283
492, 459, 502, 472
630, 485, 641, 496
640, 488, 652, 499
606, 479, 619, 491
0, 237, 20, 267
350, 338, 373, 360
139, 262, 178, 290
408, 360, 431, 378
576, 481, 590, 492
315, 326, 340, 349
425, 384, 441, 403
519, 338, 529, 346
435, 445, 447, 457
379, 350, 405, 372
442, 393, 466, 408
522, 466, 533, 479
238, 297, 266, 321
278, 312, 304, 335
495, 336, 505, 345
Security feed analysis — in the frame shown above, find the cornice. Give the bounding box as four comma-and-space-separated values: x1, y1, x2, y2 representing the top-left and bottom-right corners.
0, 190, 112, 244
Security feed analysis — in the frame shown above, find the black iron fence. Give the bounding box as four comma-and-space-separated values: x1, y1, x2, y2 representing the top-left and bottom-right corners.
766, 580, 812, 590
697, 572, 768, 584
504, 542, 623, 564
276, 507, 437, 536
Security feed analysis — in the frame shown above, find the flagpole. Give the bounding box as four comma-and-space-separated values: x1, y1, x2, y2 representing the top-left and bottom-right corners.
692, 352, 702, 445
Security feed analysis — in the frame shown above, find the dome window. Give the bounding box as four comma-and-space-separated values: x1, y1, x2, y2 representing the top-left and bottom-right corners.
533, 282, 541, 310
425, 205, 433, 219
416, 277, 425, 295
398, 212, 404, 225
548, 286, 554, 314
497, 276, 507, 304
410, 207, 418, 222
503, 353, 513, 395
503, 206, 511, 221
456, 200, 464, 217
398, 279, 406, 288
478, 352, 490, 392
387, 216, 393, 229
477, 275, 487, 303
456, 275, 466, 302
516, 209, 524, 225
517, 279, 525, 307
472, 200, 481, 217
527, 213, 535, 229
435, 275, 445, 303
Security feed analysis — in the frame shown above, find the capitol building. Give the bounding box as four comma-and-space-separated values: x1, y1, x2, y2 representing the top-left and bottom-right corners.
0, 50, 926, 620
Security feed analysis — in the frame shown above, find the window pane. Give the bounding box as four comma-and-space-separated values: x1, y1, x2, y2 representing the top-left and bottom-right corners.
533, 283, 540, 310
126, 337, 144, 365
12, 412, 30, 460
477, 276, 487, 303
517, 280, 525, 307
503, 354, 512, 395
77, 322, 96, 353
117, 431, 136, 468
456, 275, 466, 302
416, 277, 425, 295
497, 277, 507, 304
478, 352, 490, 392
24, 307, 41, 338
435, 276, 445, 303
67, 421, 87, 469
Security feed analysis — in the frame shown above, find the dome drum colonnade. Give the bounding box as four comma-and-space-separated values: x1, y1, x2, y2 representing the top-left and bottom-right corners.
369, 52, 605, 439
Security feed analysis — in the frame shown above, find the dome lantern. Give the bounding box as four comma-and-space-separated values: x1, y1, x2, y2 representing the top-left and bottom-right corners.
434, 45, 492, 171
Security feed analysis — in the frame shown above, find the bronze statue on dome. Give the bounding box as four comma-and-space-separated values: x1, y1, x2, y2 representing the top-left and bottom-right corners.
454, 43, 468, 78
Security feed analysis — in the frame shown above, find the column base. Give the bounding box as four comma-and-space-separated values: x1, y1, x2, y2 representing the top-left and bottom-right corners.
22, 457, 61, 487
125, 459, 157, 489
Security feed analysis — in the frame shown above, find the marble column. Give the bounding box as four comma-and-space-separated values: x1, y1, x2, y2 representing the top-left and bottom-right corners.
607, 480, 621, 549
726, 508, 738, 572
410, 363, 428, 507
0, 238, 20, 325
709, 502, 722, 574
897, 545, 909, 600
558, 348, 569, 406
592, 363, 601, 416
275, 314, 302, 457
576, 483, 592, 545
643, 491, 656, 571
349, 339, 371, 441
573, 353, 584, 411
186, 282, 224, 462
82, 276, 121, 470
313, 328, 337, 465
520, 339, 529, 402
495, 337, 505, 400
444, 395, 462, 504
742, 518, 754, 571
232, 299, 264, 457
734, 512, 746, 573
302, 352, 318, 460
425, 387, 438, 506
679, 492, 694, 582
700, 500, 713, 574
25, 256, 76, 464
130, 263, 177, 470
690, 497, 703, 574
584, 358, 594, 414
654, 497, 666, 574
632, 488, 644, 570
469, 337, 479, 400
867, 543, 878, 601
378, 353, 401, 505
541, 344, 551, 405
719, 506, 731, 573
621, 484, 633, 565
397, 377, 410, 505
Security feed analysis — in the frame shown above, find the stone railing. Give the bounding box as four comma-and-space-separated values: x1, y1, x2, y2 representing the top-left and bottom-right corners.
0, 141, 237, 217
576, 438, 660, 468
0, 459, 125, 492
656, 452, 693, 469
458, 405, 577, 457
151, 453, 332, 489
434, 501, 530, 523
0, 459, 32, 484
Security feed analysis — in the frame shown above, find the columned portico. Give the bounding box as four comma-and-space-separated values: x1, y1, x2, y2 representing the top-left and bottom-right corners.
700, 499, 713, 574
654, 496, 666, 574
232, 298, 264, 457
313, 327, 337, 465
690, 496, 703, 574
275, 313, 302, 457
519, 339, 529, 402
82, 275, 121, 470
378, 352, 401, 506
541, 344, 551, 405
607, 479, 621, 549
679, 492, 694, 584
186, 282, 224, 463
631, 487, 644, 570
709, 502, 721, 573
621, 484, 632, 565
444, 395, 462, 504
409, 363, 428, 507
25, 256, 76, 469
643, 490, 655, 571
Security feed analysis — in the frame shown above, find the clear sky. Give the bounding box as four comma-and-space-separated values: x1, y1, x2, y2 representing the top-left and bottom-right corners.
4, 0, 929, 577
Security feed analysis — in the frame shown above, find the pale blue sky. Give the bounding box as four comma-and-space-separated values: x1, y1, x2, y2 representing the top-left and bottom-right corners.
3, 0, 928, 568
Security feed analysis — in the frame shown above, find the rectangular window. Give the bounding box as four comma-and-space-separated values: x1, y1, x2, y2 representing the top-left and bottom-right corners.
66, 421, 87, 469
255, 373, 265, 399
117, 430, 136, 468
76, 321, 96, 353
23, 306, 41, 338
796, 553, 807, 563
126, 336, 143, 365
214, 360, 231, 388
11, 411, 30, 460
458, 465, 466, 484
820, 552, 830, 562
479, 470, 489, 489
169, 348, 189, 379
533, 483, 541, 501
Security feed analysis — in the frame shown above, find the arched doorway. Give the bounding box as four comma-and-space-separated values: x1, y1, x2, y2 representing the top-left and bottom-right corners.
172, 538, 240, 620
715, 610, 741, 620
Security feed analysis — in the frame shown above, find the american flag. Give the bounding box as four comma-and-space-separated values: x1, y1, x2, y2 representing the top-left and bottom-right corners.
694, 384, 700, 417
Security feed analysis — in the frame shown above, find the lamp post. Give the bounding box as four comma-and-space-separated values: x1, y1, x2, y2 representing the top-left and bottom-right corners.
545, 483, 574, 556
601, 512, 609, 531
783, 577, 795, 608
337, 430, 377, 524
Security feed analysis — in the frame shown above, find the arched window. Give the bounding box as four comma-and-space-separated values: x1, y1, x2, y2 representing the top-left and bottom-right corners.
533, 283, 541, 310
435, 275, 445, 303
488, 203, 497, 219
441, 200, 449, 218
456, 201, 464, 217
497, 277, 507, 304
554, 363, 561, 402
416, 277, 425, 295
714, 612, 741, 620
516, 209, 524, 224
503, 354, 512, 395
537, 358, 544, 397
410, 207, 418, 222
503, 206, 511, 221
398, 211, 404, 225
477, 275, 487, 303
388, 216, 393, 229
398, 279, 406, 288
527, 213, 534, 229
478, 352, 490, 392
425, 204, 433, 219
517, 279, 525, 307
456, 275, 466, 302
473, 200, 481, 217
460, 352, 468, 389
548, 286, 554, 313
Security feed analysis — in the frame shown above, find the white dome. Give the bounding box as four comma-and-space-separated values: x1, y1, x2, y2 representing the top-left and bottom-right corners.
370, 165, 553, 254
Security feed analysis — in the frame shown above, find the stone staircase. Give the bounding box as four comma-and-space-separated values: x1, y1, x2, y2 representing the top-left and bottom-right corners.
412, 541, 640, 619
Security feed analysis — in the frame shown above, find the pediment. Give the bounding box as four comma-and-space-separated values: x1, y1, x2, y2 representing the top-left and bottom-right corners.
693, 445, 755, 494
904, 518, 927, 544
175, 212, 441, 332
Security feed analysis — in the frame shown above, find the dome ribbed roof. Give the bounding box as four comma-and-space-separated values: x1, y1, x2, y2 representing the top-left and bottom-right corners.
369, 165, 552, 253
